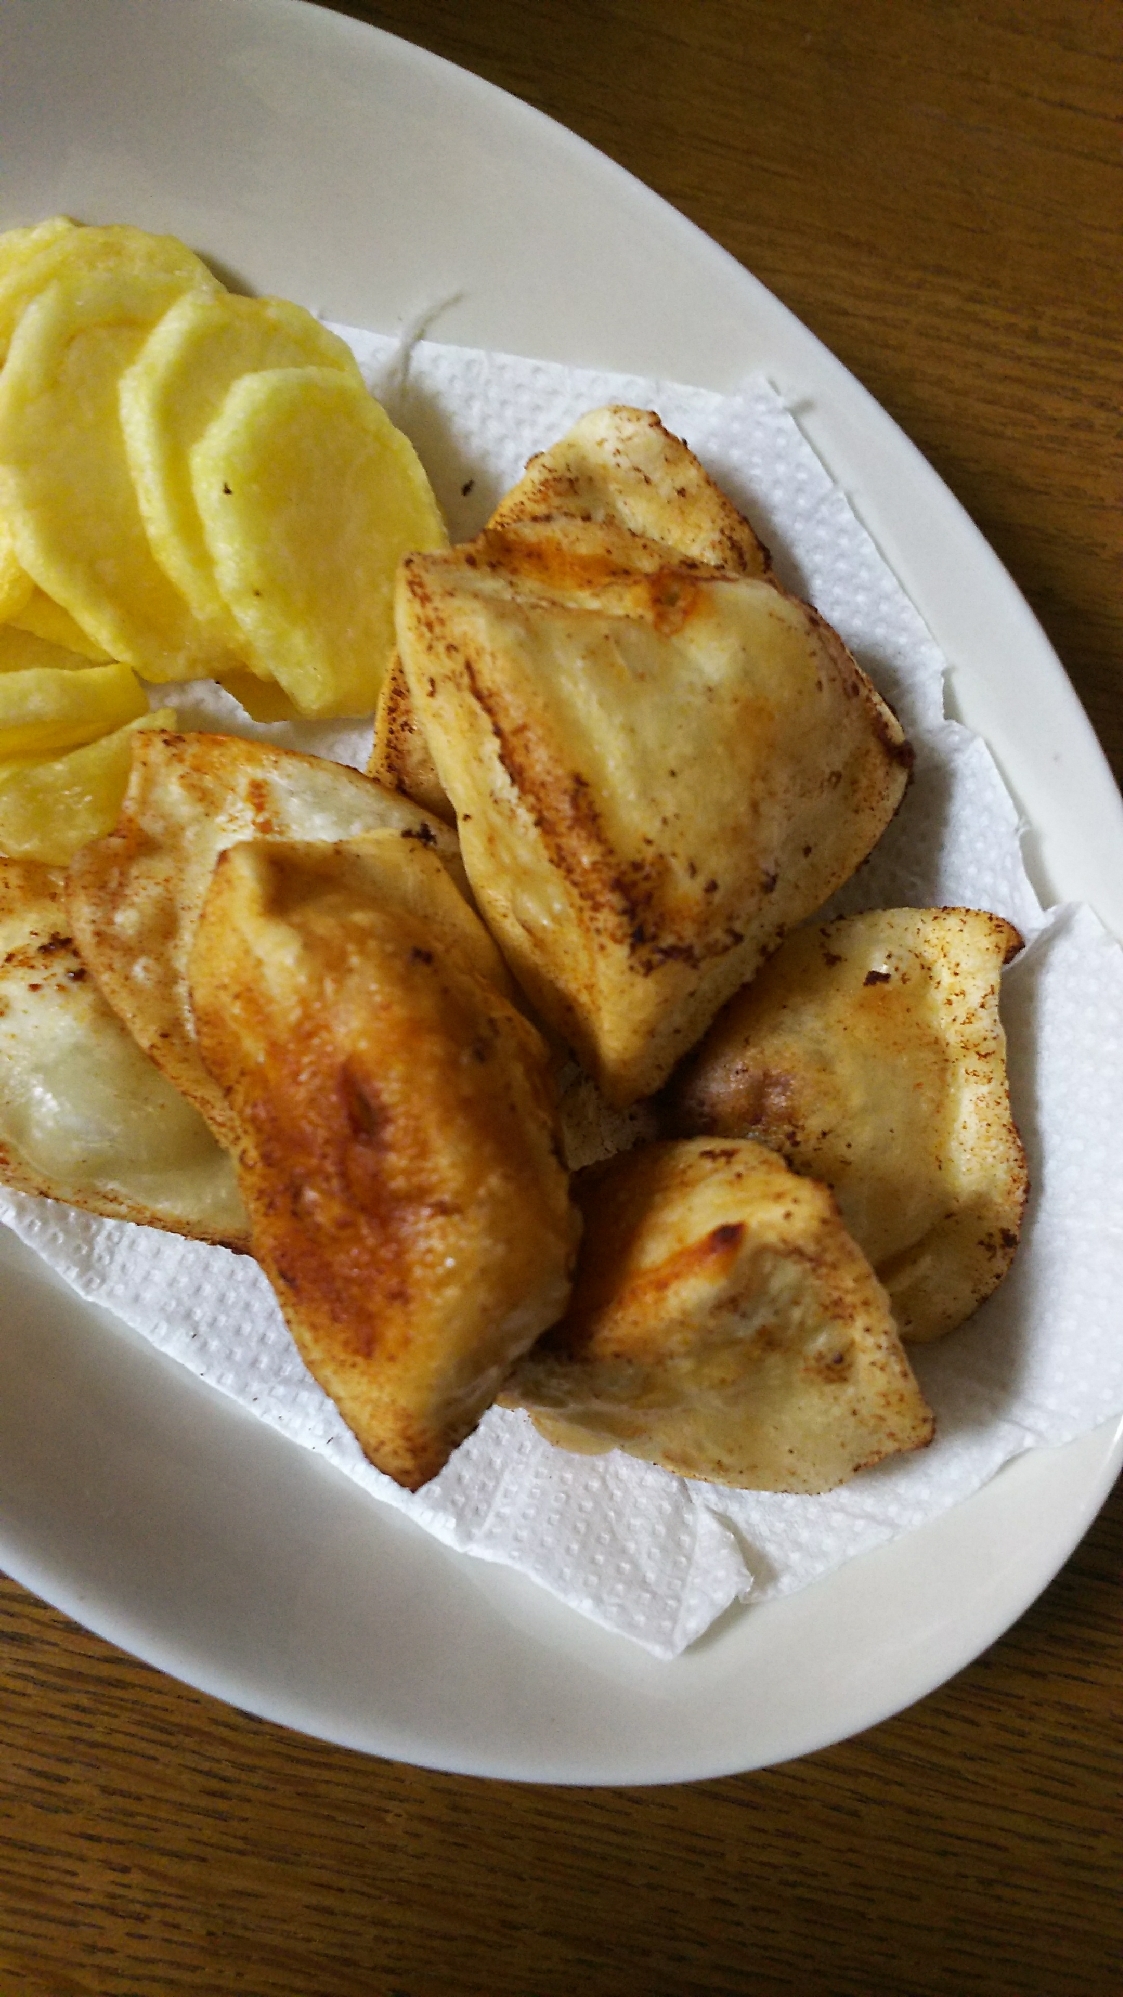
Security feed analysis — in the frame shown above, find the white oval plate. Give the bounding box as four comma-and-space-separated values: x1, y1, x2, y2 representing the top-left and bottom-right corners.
0, 0, 1119, 1785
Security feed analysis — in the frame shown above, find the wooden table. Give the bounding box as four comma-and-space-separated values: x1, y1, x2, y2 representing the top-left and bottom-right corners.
2, 3, 1119, 1989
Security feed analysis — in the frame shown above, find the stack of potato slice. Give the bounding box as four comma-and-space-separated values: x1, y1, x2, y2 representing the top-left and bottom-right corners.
0, 215, 447, 871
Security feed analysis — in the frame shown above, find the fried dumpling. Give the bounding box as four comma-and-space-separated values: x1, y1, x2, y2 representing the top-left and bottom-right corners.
669, 908, 1027, 1341
488, 405, 772, 575
501, 1138, 934, 1492
66, 729, 462, 1151
369, 404, 771, 816
396, 517, 911, 1106
369, 647, 456, 825
189, 832, 579, 1489
0, 857, 247, 1244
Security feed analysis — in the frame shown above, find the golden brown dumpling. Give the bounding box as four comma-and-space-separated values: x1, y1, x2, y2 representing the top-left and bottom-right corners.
501, 1138, 934, 1492
487, 404, 772, 574
670, 907, 1027, 1340
396, 517, 911, 1106
369, 404, 771, 818
0, 857, 247, 1244
67, 728, 462, 1151
189, 831, 579, 1490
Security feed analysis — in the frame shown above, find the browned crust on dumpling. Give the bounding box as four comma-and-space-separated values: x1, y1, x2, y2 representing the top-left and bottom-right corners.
669, 907, 1028, 1340
397, 520, 910, 1106
502, 1137, 933, 1491
190, 833, 579, 1489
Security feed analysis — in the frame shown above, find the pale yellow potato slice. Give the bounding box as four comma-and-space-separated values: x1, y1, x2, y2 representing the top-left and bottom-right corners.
193, 366, 447, 717
0, 659, 147, 760
190, 834, 577, 1488
502, 1138, 934, 1493
0, 621, 95, 675
396, 518, 911, 1106
0, 518, 34, 623
0, 220, 214, 365
0, 218, 76, 288
8, 586, 112, 659
0, 265, 235, 678
670, 908, 1028, 1341
0, 710, 174, 865
67, 729, 465, 1150
0, 857, 247, 1246
120, 291, 363, 652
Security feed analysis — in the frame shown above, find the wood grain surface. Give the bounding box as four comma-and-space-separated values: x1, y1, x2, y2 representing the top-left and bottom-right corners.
1, 2, 1120, 1991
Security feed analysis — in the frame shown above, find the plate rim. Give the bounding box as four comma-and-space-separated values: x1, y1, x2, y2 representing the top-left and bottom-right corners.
0, 0, 1119, 1783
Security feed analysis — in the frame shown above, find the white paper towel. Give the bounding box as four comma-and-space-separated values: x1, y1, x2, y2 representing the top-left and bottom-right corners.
2, 334, 1122, 1659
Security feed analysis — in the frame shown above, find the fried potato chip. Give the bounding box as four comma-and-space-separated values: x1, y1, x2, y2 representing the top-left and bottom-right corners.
0, 517, 34, 623
192, 366, 447, 716
502, 1138, 934, 1492
120, 291, 363, 651
67, 729, 465, 1150
370, 404, 771, 816
0, 217, 76, 288
491, 405, 772, 576
190, 833, 577, 1488
7, 586, 112, 659
0, 659, 147, 760
0, 265, 235, 678
0, 858, 246, 1245
670, 908, 1028, 1341
0, 709, 174, 866
0, 220, 215, 364
396, 518, 911, 1106
0, 622, 96, 674
213, 670, 306, 724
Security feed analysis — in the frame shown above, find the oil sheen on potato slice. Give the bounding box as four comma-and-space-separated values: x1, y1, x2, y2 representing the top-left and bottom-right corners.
669, 908, 1028, 1341
192, 366, 447, 717
0, 659, 147, 760
0, 265, 235, 678
120, 291, 364, 652
66, 729, 465, 1151
370, 403, 772, 815
190, 834, 578, 1489
502, 1138, 933, 1492
0, 710, 174, 866
396, 518, 911, 1107
0, 858, 247, 1246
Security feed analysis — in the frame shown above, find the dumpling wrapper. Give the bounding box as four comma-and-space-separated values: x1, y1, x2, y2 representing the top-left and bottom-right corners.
396, 517, 911, 1106
190, 833, 579, 1490
370, 403, 772, 816
0, 857, 246, 1246
669, 907, 1028, 1341
501, 1137, 933, 1493
66, 730, 464, 1152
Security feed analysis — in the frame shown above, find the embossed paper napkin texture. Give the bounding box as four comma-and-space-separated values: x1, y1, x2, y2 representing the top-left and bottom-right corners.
3, 337, 1123, 1659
